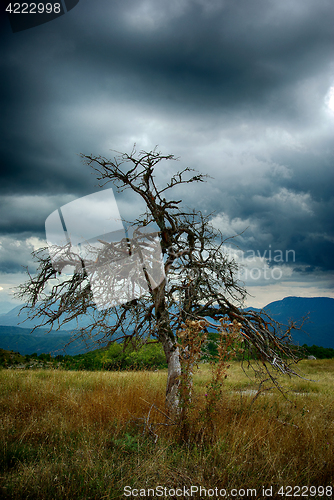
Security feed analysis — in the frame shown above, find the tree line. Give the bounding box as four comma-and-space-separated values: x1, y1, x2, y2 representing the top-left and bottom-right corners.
1, 340, 333, 371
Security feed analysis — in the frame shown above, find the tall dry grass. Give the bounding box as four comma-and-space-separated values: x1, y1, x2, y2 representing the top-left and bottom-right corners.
0, 361, 333, 499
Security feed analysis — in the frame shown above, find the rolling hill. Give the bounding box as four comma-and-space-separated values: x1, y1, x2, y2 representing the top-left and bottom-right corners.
0, 325, 94, 356
0, 296, 333, 355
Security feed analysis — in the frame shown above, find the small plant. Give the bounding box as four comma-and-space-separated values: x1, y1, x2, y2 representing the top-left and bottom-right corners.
176, 318, 244, 441
203, 319, 243, 421
107, 433, 139, 454
176, 319, 209, 439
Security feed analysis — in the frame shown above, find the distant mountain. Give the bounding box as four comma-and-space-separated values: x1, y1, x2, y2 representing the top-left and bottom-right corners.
0, 325, 96, 356
246, 296, 334, 348
0, 325, 108, 356
0, 302, 117, 356
0, 304, 96, 330
0, 296, 333, 355
0, 325, 70, 337
0, 301, 21, 315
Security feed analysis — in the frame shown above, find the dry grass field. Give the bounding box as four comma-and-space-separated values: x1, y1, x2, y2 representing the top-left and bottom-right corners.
0, 360, 333, 499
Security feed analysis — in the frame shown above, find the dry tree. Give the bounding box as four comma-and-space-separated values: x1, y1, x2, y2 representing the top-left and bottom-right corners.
17, 147, 302, 413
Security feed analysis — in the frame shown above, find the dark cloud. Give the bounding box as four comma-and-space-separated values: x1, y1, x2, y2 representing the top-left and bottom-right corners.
0, 0, 333, 304
0, 235, 42, 274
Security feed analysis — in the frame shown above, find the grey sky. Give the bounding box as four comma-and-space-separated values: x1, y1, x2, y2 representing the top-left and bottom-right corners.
0, 0, 333, 307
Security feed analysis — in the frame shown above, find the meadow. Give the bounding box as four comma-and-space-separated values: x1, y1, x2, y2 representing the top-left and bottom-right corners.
0, 360, 333, 499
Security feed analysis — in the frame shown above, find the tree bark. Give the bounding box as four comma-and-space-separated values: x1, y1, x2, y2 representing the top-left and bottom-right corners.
152, 280, 181, 413
160, 334, 181, 414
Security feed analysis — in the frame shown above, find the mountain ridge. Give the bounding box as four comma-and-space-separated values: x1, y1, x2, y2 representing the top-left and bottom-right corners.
0, 296, 333, 353
245, 296, 334, 348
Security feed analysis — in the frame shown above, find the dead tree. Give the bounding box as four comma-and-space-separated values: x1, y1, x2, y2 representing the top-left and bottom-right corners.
17, 147, 301, 413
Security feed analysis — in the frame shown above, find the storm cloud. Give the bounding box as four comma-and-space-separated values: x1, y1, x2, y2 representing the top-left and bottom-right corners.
0, 0, 333, 306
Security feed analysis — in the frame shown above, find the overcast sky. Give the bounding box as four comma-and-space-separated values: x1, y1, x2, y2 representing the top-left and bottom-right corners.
0, 0, 333, 309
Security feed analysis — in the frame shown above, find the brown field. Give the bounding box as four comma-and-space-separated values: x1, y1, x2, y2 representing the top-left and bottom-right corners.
0, 360, 333, 499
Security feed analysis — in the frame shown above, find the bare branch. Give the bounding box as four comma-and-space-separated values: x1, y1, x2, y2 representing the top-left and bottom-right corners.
17, 147, 303, 410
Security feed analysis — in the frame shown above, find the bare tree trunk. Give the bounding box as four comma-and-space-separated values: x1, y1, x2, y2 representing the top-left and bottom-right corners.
152, 281, 181, 413
160, 334, 181, 414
